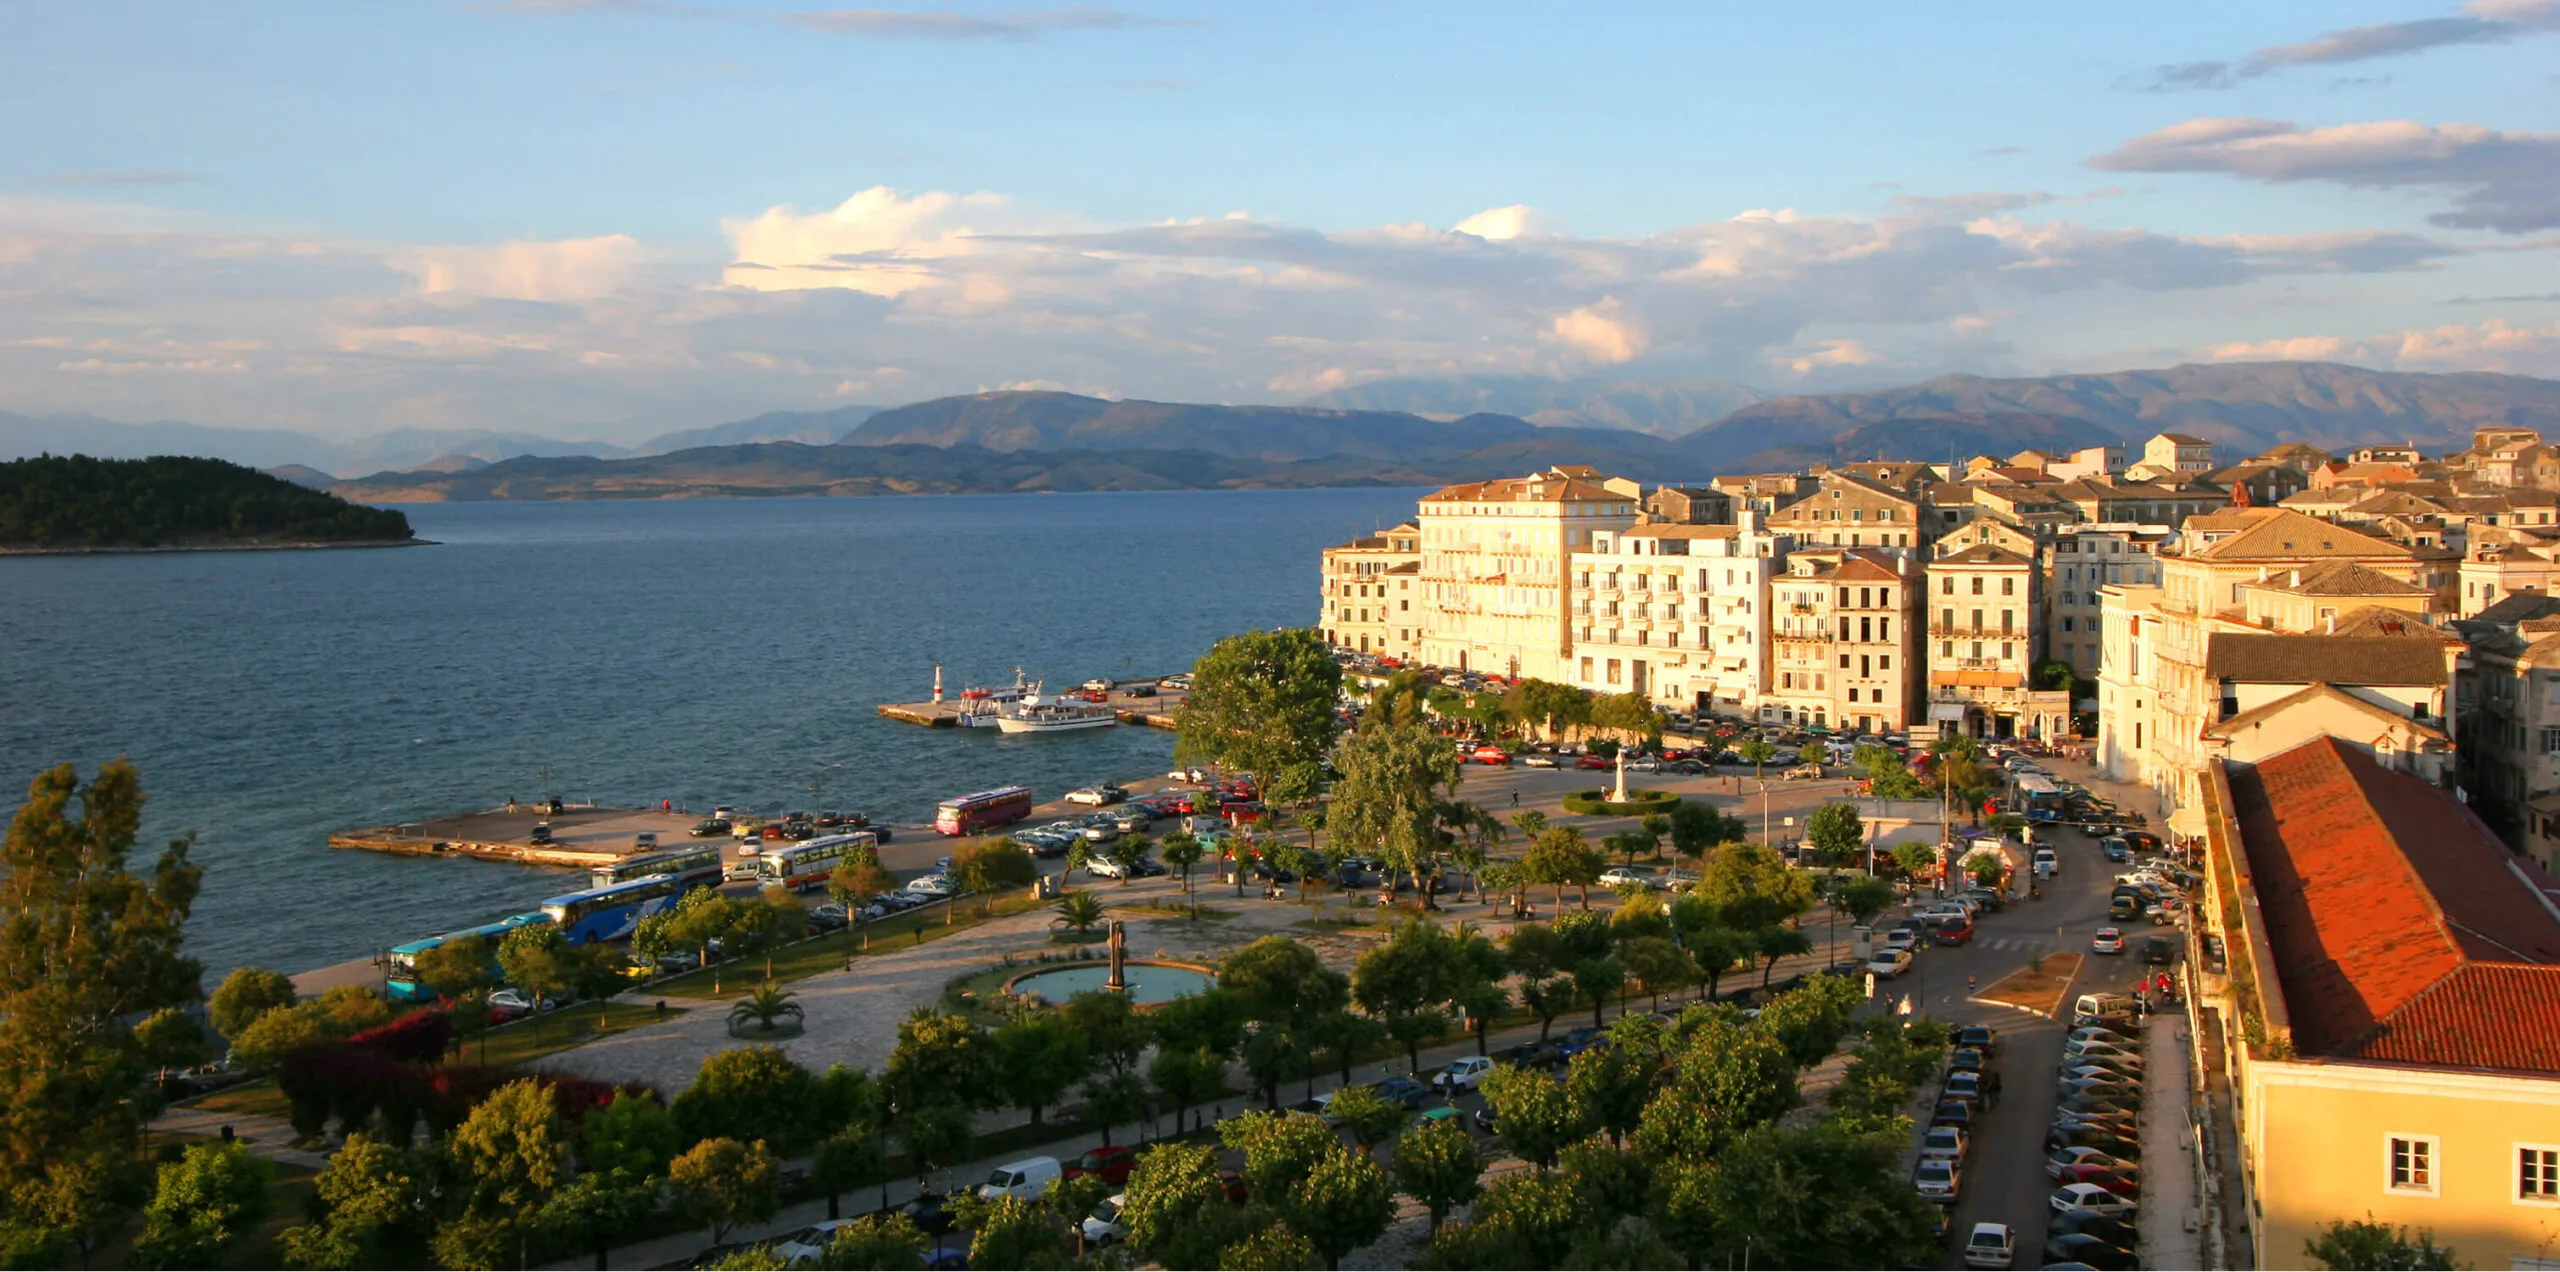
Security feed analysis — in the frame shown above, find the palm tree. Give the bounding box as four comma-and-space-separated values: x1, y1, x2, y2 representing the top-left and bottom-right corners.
1736, 738, 1777, 782
1052, 890, 1106, 937
727, 982, 803, 1035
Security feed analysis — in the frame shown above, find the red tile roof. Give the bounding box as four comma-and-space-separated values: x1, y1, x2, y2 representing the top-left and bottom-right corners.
2226, 737, 2560, 1074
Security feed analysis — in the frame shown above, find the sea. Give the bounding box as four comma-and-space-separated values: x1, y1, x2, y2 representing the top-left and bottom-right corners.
0, 488, 1422, 976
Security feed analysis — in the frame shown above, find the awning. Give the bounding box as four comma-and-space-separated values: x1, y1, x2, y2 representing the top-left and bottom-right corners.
2166, 805, 2207, 840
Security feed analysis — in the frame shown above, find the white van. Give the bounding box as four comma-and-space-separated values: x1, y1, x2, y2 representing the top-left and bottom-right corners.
2032, 848, 2058, 878
980, 1155, 1062, 1201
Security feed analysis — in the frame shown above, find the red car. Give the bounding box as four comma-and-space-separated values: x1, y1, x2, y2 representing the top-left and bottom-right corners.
1221, 800, 1269, 824
1575, 753, 1613, 770
1472, 746, 1511, 765
1065, 1145, 1136, 1185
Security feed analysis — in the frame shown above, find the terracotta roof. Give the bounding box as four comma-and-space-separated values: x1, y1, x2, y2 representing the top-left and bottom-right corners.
1831, 555, 1902, 582
1932, 545, 2032, 567
2325, 606, 2453, 639
2204, 633, 2449, 686
2471, 590, 2560, 626
1385, 561, 1419, 574
2250, 561, 2431, 598
1626, 524, 1740, 540
2200, 681, 2448, 745
2190, 509, 2416, 562
1930, 669, 2025, 688
1422, 474, 1625, 504
2225, 737, 2560, 1073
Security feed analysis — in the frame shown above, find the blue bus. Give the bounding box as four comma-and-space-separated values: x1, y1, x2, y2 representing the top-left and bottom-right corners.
540, 874, 686, 945
384, 912, 552, 1003
2015, 773, 2067, 821
590, 844, 724, 893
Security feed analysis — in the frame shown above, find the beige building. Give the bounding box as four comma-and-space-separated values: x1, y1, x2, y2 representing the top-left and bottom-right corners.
1416, 469, 1640, 680
2195, 738, 2560, 1271
1765, 549, 1917, 732
1765, 472, 1927, 555
2046, 523, 2170, 681
2455, 593, 2560, 875
1319, 521, 1423, 660
2135, 430, 2215, 478
1923, 545, 2070, 740
1567, 519, 1793, 713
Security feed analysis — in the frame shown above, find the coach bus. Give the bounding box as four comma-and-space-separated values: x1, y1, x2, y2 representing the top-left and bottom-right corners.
589, 844, 725, 893
758, 832, 875, 892
2014, 773, 2067, 822
539, 874, 686, 944
384, 912, 552, 1002
934, 786, 1034, 835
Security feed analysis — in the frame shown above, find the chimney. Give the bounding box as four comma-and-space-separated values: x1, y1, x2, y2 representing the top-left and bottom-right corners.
2326, 614, 2335, 635
2290, 568, 2301, 588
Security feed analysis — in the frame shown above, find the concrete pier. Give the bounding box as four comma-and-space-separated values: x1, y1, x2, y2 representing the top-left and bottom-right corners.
876, 674, 1186, 729
327, 804, 711, 868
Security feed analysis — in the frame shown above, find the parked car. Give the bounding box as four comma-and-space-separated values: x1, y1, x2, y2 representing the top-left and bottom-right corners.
2047, 1147, 2135, 1180
2067, 1040, 2145, 1067
1081, 1194, 1128, 1247
980, 1156, 1063, 1201
1555, 1027, 1609, 1059
1066, 784, 1128, 806
1864, 948, 1915, 979
2056, 1164, 2142, 1195
1930, 1100, 1975, 1132
1962, 1222, 2016, 1269
1914, 1157, 1962, 1200
2051, 1182, 2137, 1217
1492, 1039, 1563, 1070
2050, 1208, 2140, 1245
2141, 935, 2176, 964
1920, 1126, 1969, 1162
898, 1192, 957, 1236
1432, 1056, 1494, 1092
1956, 1024, 2000, 1055
2068, 1025, 2136, 1048
2089, 927, 2126, 955
1933, 916, 1975, 946
1065, 1145, 1136, 1185
690, 818, 732, 838
2045, 1233, 2139, 1271
1575, 753, 1614, 770
1521, 753, 1560, 768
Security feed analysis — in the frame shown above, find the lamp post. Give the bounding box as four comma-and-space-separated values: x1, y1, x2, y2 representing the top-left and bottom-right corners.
1759, 781, 1771, 845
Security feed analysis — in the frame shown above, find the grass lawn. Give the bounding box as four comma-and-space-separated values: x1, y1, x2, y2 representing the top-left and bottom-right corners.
1115, 903, 1236, 921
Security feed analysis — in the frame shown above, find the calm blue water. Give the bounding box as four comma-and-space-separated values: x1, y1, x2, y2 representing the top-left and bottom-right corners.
0, 489, 1420, 976
1008, 962, 1218, 1006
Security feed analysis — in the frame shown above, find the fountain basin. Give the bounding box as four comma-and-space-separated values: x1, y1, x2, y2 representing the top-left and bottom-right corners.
1004, 960, 1216, 1007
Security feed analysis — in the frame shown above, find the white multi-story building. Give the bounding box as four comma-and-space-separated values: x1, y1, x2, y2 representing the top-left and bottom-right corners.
1416, 469, 1641, 681
1566, 517, 1792, 714
1319, 521, 1423, 660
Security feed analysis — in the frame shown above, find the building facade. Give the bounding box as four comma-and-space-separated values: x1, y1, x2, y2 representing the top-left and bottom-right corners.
1319, 521, 1423, 660
1565, 520, 1793, 713
1416, 470, 1641, 681
1923, 545, 2070, 739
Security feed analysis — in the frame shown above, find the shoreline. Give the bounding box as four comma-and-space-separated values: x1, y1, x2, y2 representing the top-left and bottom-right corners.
0, 536, 437, 558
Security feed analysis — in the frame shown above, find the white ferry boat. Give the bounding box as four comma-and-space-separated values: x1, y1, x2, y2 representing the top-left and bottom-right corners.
994, 684, 1118, 733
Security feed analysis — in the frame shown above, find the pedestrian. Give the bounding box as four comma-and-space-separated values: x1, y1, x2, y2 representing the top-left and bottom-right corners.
1512, 790, 1520, 808
506, 796, 516, 813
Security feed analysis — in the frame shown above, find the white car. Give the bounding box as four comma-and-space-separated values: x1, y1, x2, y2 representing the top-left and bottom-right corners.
1598, 866, 1663, 888
1864, 949, 1914, 979
1962, 1222, 2016, 1269
1521, 753, 1559, 768
1082, 1194, 1127, 1247
771, 1220, 854, 1265
2051, 1182, 2137, 1216
487, 988, 560, 1016
905, 873, 957, 897
2067, 1041, 2145, 1067
1914, 1157, 1962, 1200
1920, 1126, 1968, 1162
1065, 787, 1114, 806
1432, 1056, 1494, 1092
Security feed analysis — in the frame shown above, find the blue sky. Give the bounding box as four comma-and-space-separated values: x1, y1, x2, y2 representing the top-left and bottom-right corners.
4, 0, 2558, 440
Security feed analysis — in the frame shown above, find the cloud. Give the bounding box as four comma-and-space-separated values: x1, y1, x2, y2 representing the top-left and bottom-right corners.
2089, 116, 2560, 232
1548, 301, 1643, 363
2201, 334, 2353, 361
484, 0, 1180, 39
721, 187, 1036, 296
2134, 1, 2560, 89
387, 235, 643, 301
46, 171, 206, 186
1781, 338, 1883, 375
2445, 291, 2560, 303
1452, 205, 1565, 242
2198, 316, 2560, 373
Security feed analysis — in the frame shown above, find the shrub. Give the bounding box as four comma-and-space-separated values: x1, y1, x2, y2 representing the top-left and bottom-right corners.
1560, 789, 1682, 817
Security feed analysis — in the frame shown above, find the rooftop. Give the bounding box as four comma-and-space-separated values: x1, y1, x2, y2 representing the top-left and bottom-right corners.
2204, 633, 2450, 686
2189, 508, 2417, 563
2250, 561, 2431, 598
1422, 474, 1625, 505
2224, 738, 2560, 1074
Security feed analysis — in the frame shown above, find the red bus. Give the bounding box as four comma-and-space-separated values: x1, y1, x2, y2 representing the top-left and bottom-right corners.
935, 786, 1034, 835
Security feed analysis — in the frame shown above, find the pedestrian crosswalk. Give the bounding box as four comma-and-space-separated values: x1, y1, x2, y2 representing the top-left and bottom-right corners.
1978, 935, 2070, 952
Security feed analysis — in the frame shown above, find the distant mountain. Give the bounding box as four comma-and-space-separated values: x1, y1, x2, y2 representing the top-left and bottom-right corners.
1699, 412, 2114, 474
1678, 361, 2560, 467
634, 406, 878, 455
1303, 374, 1766, 437
842, 391, 1547, 462
261, 464, 338, 489
0, 412, 344, 470
329, 429, 628, 473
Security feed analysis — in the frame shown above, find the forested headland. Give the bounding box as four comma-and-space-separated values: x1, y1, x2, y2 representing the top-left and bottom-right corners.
0, 454, 415, 551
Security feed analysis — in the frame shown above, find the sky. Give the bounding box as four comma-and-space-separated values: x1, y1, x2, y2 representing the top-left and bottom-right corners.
4, 0, 2559, 442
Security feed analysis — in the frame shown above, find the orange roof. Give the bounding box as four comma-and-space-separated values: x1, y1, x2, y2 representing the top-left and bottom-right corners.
2225, 737, 2560, 1073
1930, 669, 2024, 688
1422, 474, 1624, 504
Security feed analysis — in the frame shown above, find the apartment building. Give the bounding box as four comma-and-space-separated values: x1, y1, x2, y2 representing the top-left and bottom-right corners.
2454, 593, 2560, 875
2097, 508, 2459, 812
1921, 545, 2071, 740
1566, 519, 1792, 713
1764, 549, 1917, 732
2046, 524, 2169, 681
2043, 444, 2128, 482
2461, 538, 2560, 618
2045, 478, 2231, 528
1319, 521, 1423, 660
1417, 469, 1641, 680
2135, 431, 2215, 478
1765, 472, 1928, 555
2195, 739, 2560, 1270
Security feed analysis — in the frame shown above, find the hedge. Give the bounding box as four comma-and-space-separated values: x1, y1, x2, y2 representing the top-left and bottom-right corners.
1560, 789, 1682, 817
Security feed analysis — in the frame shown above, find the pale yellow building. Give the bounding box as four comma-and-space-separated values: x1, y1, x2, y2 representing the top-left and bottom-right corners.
1567, 518, 1794, 714
1319, 520, 1422, 661
2196, 738, 2560, 1270
1416, 469, 1641, 680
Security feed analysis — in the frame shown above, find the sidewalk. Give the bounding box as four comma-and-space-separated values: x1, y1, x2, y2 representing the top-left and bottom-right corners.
150, 1105, 332, 1171
2138, 1010, 2204, 1269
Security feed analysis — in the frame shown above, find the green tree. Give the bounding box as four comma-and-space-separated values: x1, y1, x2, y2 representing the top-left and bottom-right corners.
1391, 1115, 1482, 1233
207, 965, 296, 1039
495, 922, 580, 1044
1805, 801, 1863, 867
1564, 1044, 1654, 1148
1080, 1072, 1148, 1146
1328, 715, 1463, 897
540, 1168, 657, 1272
1425, 1169, 1584, 1269
728, 982, 804, 1035
1176, 628, 1344, 794
1322, 1084, 1408, 1157
1834, 875, 1898, 927
277, 1132, 433, 1269
2303, 1215, 2463, 1271
992, 1010, 1088, 1129
1618, 934, 1691, 1011
953, 839, 1037, 917
1220, 1109, 1339, 1203
1120, 1140, 1247, 1271
1479, 1063, 1591, 1169
1752, 924, 1814, 989
812, 1130, 884, 1222
1220, 1224, 1320, 1271
828, 844, 897, 915
817, 1213, 930, 1269
134, 1006, 214, 1083
582, 1090, 680, 1177
1734, 738, 1777, 780
1588, 692, 1662, 746
672, 888, 744, 994
670, 1137, 781, 1245
0, 760, 204, 1256
1520, 825, 1606, 910
1352, 918, 1463, 1072
1158, 830, 1206, 915
410, 931, 499, 1003
1289, 1145, 1396, 1271
673, 1045, 820, 1151
1570, 955, 1626, 1029
959, 1193, 1073, 1271
1220, 936, 1347, 1097
1051, 889, 1105, 937
1655, 1120, 1933, 1270
1630, 1016, 1798, 1164
449, 1078, 574, 1265
1752, 974, 1863, 1068
1062, 989, 1148, 1076
881, 1007, 1001, 1114
895, 1104, 973, 1191
1148, 1045, 1228, 1134
1046, 1172, 1115, 1259
133, 1140, 274, 1268
1889, 840, 1937, 882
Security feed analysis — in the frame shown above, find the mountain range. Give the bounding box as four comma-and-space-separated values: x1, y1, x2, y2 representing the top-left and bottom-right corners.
17, 361, 2560, 501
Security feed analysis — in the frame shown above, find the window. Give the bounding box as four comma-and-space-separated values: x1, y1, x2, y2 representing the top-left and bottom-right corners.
2063, 617, 2077, 633
1878, 655, 1891, 670
1971, 577, 1984, 595
2541, 727, 2560, 755
2522, 1145, 2560, 1203
1941, 577, 1954, 595
2001, 577, 2015, 596
2389, 1136, 2438, 1195
1942, 607, 1956, 630
1941, 641, 1953, 657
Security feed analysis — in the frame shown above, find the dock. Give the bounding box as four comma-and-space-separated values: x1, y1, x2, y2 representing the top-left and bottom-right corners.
877, 675, 1187, 729
328, 804, 711, 868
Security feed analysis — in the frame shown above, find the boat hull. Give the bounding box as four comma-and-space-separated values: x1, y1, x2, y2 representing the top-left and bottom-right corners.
993, 712, 1117, 733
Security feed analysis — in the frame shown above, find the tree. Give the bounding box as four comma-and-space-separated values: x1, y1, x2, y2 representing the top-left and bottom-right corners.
1512, 808, 1547, 839
895, 1104, 973, 1191
1063, 989, 1148, 1076
1805, 801, 1863, 868
812, 1130, 884, 1222
1147, 1046, 1227, 1134
1080, 1072, 1148, 1145
1520, 825, 1606, 910
448, 1078, 574, 1266
277, 1131, 432, 1268
1220, 1110, 1340, 1206
1352, 918, 1463, 1072
881, 1007, 1001, 1115
954, 839, 1037, 916
1589, 692, 1662, 746
208, 965, 296, 1039
582, 1090, 680, 1177
670, 1137, 780, 1245
540, 1168, 656, 1272
496, 922, 580, 1044
1289, 1145, 1396, 1271
960, 1193, 1074, 1270
728, 982, 804, 1035
816, 1212, 930, 1269
1889, 840, 1937, 882
1753, 925, 1814, 988
1835, 875, 1897, 927
673, 1045, 820, 1151
1570, 955, 1625, 1028
1220, 1224, 1319, 1271
1734, 738, 1777, 780
1654, 1120, 1933, 1269
1391, 1115, 1482, 1233
829, 844, 897, 914
1322, 1084, 1408, 1157
134, 1006, 213, 1083
1047, 1172, 1115, 1258
1427, 1169, 1584, 1269
1158, 830, 1206, 915
133, 1140, 274, 1268
1685, 924, 1749, 1002
1630, 1017, 1798, 1164
1328, 715, 1463, 897
1753, 974, 1863, 1068
1220, 936, 1347, 1094
2304, 1215, 2463, 1270
1480, 1062, 1591, 1169
410, 931, 499, 1003
1050, 889, 1105, 938
992, 1011, 1088, 1129
1119, 1140, 1247, 1271
0, 760, 204, 1256
1105, 833, 1153, 890
1564, 1044, 1653, 1147
1176, 628, 1343, 794
672, 888, 744, 994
